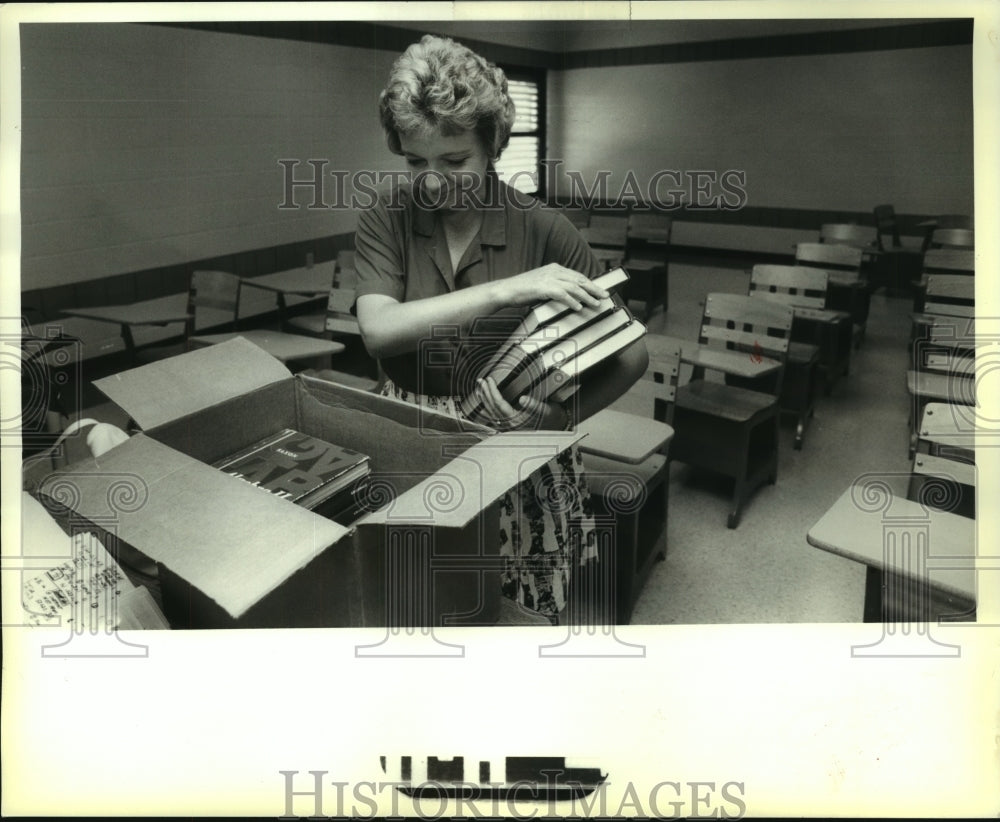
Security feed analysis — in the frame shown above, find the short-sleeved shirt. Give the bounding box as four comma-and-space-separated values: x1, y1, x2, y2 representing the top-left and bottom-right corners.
354, 170, 602, 397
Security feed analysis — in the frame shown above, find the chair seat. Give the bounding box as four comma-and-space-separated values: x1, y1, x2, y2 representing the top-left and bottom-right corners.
906, 370, 975, 400
188, 330, 345, 363
583, 452, 667, 490
787, 341, 821, 364
675, 380, 776, 422
577, 409, 673, 464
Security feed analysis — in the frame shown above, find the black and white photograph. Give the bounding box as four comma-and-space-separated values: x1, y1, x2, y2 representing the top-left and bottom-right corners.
3, 1, 998, 817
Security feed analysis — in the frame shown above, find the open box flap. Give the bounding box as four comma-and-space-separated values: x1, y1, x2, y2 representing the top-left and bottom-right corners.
36, 433, 348, 619
94, 337, 292, 430
359, 430, 585, 528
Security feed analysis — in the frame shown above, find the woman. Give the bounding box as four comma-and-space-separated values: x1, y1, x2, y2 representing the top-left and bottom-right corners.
354, 34, 648, 622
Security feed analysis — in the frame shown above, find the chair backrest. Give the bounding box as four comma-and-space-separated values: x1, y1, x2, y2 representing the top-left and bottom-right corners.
581, 214, 629, 249
749, 264, 829, 310
819, 223, 877, 248
923, 248, 975, 276
924, 274, 975, 318
637, 335, 682, 425
188, 270, 242, 334
795, 242, 863, 273
700, 292, 793, 362
931, 227, 974, 249
873, 204, 901, 250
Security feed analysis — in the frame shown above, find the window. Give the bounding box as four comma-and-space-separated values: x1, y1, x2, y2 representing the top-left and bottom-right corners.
494, 70, 545, 198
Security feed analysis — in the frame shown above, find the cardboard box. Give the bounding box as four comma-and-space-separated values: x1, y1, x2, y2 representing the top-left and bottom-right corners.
33, 337, 581, 628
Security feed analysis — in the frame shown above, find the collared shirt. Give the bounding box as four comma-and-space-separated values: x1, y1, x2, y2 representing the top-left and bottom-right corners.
354, 172, 602, 396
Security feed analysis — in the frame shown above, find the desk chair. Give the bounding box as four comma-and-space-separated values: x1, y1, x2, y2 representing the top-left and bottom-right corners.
184, 270, 346, 366
624, 212, 672, 320
576, 337, 680, 623
580, 214, 629, 272
918, 215, 973, 252
873, 204, 923, 295
795, 242, 868, 348
750, 264, 851, 395
912, 248, 975, 313
808, 421, 976, 624
892, 403, 977, 620
912, 272, 975, 336
670, 293, 792, 528
746, 266, 824, 450
929, 227, 974, 250
907, 287, 976, 458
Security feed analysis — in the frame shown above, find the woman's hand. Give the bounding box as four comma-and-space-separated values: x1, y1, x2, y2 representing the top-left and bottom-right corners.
475, 377, 568, 431
494, 263, 609, 312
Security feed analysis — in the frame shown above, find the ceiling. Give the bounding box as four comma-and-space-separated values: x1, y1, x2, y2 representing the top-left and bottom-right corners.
379, 17, 945, 54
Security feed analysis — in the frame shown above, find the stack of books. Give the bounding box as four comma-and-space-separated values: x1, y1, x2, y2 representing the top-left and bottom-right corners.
460, 267, 645, 420
213, 428, 371, 524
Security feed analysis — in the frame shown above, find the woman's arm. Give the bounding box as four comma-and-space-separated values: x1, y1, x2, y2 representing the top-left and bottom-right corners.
356, 263, 609, 358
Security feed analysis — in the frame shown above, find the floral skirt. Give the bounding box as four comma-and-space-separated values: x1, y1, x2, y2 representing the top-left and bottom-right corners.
379, 380, 598, 617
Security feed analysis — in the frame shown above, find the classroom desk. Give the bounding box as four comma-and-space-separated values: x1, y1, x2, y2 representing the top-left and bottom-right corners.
61, 296, 193, 358
645, 333, 783, 381
241, 266, 333, 325
807, 486, 976, 621
624, 256, 669, 318
787, 306, 853, 392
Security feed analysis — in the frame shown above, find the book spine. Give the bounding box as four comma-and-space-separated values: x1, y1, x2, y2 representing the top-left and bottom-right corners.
535, 320, 647, 402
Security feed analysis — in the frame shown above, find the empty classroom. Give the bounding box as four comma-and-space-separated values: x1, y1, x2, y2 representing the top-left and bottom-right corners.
14, 17, 985, 631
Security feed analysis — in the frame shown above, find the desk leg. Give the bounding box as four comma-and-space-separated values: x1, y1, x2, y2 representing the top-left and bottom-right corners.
276, 293, 289, 330
662, 263, 669, 315
863, 566, 883, 623
120, 323, 138, 363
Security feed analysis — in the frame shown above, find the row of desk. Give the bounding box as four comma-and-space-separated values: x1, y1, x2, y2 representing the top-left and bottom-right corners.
26, 266, 334, 365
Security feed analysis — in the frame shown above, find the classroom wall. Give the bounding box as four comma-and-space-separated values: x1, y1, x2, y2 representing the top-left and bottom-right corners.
20, 24, 975, 293
547, 44, 973, 217
20, 23, 398, 291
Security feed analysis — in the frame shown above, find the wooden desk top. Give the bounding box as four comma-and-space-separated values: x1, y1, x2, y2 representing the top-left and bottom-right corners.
646, 333, 782, 380
62, 294, 191, 327
577, 408, 674, 464
807, 486, 976, 601
242, 266, 333, 295
23, 317, 128, 365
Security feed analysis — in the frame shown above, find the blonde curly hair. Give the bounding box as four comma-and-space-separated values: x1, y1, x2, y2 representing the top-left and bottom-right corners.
379, 34, 516, 161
